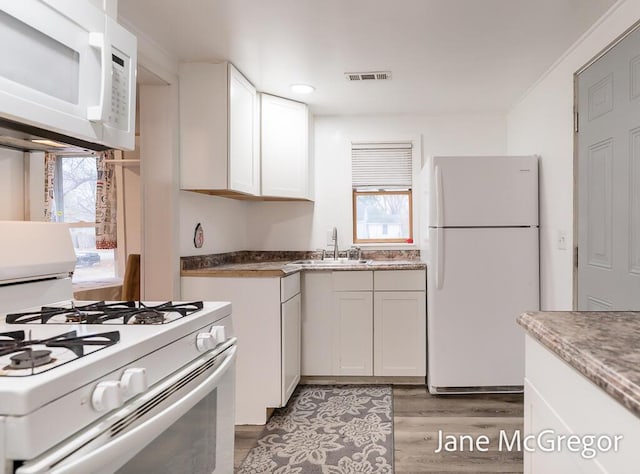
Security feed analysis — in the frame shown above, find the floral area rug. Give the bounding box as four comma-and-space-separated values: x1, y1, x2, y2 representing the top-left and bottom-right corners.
237, 385, 394, 473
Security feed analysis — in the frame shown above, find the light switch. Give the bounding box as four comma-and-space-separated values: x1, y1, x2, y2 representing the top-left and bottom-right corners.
557, 230, 568, 250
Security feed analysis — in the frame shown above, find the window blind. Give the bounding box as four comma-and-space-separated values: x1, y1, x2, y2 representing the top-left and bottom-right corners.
351, 142, 412, 189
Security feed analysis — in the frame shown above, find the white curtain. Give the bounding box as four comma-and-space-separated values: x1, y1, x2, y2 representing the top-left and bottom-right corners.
95, 150, 117, 249
43, 152, 57, 221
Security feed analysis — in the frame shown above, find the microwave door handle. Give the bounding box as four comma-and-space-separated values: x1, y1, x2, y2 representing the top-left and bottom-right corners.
16, 344, 237, 474
87, 32, 110, 122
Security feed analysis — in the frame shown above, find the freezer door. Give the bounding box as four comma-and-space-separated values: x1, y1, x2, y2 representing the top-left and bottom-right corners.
427, 227, 539, 390
428, 156, 538, 227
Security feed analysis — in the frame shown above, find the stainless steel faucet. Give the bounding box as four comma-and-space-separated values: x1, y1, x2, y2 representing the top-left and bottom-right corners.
331, 227, 338, 259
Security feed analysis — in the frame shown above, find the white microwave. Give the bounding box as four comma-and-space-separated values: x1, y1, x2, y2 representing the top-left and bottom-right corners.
0, 0, 137, 150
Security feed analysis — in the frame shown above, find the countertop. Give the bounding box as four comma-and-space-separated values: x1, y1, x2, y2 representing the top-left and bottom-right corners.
518, 311, 640, 418
180, 260, 426, 277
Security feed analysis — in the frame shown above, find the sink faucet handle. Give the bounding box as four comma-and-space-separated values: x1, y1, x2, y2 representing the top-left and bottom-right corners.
349, 245, 362, 260
316, 248, 326, 260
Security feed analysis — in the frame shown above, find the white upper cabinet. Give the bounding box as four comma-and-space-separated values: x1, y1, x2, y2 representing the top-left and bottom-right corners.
260, 93, 310, 200
179, 62, 259, 196
229, 67, 260, 195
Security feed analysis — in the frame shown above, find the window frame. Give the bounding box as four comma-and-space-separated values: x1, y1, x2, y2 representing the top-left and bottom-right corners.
352, 189, 414, 244
51, 153, 121, 285
53, 155, 97, 226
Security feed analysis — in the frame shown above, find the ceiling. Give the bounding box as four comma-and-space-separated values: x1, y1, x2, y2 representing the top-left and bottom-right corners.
118, 0, 618, 116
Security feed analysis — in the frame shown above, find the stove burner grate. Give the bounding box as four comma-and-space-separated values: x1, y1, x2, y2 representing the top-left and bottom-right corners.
0, 330, 120, 375
5, 301, 204, 325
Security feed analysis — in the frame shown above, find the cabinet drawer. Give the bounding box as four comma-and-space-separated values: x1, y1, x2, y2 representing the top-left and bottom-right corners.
281, 273, 301, 302
332, 271, 373, 291
374, 270, 425, 291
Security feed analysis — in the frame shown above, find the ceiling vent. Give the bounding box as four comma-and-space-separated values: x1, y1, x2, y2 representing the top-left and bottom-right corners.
345, 71, 392, 81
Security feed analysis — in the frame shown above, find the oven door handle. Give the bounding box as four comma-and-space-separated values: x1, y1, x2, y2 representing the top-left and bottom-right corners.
16, 342, 237, 474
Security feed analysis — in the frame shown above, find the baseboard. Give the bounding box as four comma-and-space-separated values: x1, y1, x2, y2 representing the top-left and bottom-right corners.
300, 375, 426, 385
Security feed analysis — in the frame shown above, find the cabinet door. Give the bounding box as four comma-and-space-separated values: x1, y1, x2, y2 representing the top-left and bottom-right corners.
374, 291, 426, 376
332, 291, 373, 375
282, 293, 301, 405
261, 94, 309, 198
301, 272, 333, 375
228, 65, 259, 195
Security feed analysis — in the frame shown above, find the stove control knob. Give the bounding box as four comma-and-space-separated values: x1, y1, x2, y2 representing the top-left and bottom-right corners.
92, 380, 123, 412
210, 326, 227, 345
196, 332, 216, 352
121, 368, 148, 397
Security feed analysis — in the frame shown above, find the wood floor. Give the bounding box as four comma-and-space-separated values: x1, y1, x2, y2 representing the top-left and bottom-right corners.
234, 385, 524, 473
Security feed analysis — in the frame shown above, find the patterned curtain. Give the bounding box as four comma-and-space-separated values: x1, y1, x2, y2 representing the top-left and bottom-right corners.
95, 150, 117, 249
43, 152, 57, 222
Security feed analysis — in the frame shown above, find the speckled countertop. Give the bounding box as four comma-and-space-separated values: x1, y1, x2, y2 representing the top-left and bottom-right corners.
518, 311, 640, 418
180, 260, 426, 277
181, 261, 301, 277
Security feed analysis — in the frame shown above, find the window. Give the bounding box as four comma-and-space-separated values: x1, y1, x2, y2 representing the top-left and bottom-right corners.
351, 142, 413, 243
52, 155, 117, 283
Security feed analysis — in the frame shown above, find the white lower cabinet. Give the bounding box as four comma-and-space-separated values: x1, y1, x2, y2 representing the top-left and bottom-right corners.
181, 273, 300, 424
374, 291, 426, 376
301, 272, 333, 375
524, 335, 640, 474
332, 291, 373, 375
281, 293, 301, 404
301, 269, 426, 377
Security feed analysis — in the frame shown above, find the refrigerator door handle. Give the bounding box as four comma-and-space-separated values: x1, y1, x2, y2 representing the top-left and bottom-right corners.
435, 165, 444, 228
434, 164, 444, 289
435, 227, 444, 289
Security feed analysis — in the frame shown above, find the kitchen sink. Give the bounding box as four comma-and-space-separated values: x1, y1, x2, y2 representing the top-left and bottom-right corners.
287, 258, 373, 266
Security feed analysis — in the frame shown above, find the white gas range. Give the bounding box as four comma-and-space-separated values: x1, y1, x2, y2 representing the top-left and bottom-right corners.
0, 222, 236, 474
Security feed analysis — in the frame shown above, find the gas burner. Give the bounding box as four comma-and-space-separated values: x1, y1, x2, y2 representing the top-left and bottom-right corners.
133, 310, 165, 325
5, 301, 204, 325
65, 311, 87, 323
9, 350, 53, 369
0, 330, 120, 376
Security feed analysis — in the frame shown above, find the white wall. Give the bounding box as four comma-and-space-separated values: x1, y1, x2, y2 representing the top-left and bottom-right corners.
25, 152, 45, 221
507, 0, 640, 310
139, 84, 181, 299
247, 114, 507, 251
246, 201, 314, 251
0, 148, 24, 220
179, 191, 249, 255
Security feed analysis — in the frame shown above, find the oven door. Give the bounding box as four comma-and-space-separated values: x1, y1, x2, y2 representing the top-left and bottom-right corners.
15, 339, 237, 474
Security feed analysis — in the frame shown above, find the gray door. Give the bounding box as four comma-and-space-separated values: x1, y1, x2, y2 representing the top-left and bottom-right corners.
577, 25, 640, 310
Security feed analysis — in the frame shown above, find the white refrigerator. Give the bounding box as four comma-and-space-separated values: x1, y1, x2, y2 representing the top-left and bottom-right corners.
421, 155, 540, 394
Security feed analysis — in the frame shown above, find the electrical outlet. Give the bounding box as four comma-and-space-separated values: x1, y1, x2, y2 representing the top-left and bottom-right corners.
557, 230, 568, 250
